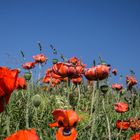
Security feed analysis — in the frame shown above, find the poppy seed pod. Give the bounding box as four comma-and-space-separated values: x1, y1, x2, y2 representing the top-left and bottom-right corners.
24, 72, 32, 81
32, 94, 41, 108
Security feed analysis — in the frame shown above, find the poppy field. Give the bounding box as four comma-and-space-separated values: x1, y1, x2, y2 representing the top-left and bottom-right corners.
0, 45, 139, 140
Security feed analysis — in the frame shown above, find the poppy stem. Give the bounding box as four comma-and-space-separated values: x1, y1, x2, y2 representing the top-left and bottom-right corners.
35, 108, 38, 129
38, 63, 42, 83
76, 85, 81, 110
67, 77, 71, 87
89, 82, 98, 140
102, 98, 112, 140
90, 81, 97, 118
25, 93, 29, 129
3, 97, 11, 136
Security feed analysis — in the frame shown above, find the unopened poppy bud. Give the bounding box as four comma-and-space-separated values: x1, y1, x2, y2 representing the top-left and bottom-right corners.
52, 58, 58, 64
100, 84, 109, 94
24, 72, 32, 81
32, 94, 41, 108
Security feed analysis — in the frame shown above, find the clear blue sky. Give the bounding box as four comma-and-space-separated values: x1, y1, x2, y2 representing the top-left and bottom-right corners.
0, 0, 140, 84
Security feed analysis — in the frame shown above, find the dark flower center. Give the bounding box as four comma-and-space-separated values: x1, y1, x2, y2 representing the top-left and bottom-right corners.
63, 128, 71, 136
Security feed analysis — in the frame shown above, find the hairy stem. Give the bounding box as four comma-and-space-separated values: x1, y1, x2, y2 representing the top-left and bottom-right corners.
102, 98, 111, 140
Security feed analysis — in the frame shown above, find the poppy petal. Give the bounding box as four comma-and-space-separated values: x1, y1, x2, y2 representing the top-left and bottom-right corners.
48, 122, 59, 128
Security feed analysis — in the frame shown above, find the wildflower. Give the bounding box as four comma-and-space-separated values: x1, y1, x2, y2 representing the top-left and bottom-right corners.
0, 67, 19, 113
72, 76, 82, 85
116, 120, 130, 130
33, 54, 47, 63
126, 75, 137, 88
16, 77, 27, 90
22, 62, 36, 70
42, 68, 62, 85
52, 62, 84, 78
112, 84, 123, 91
51, 78, 61, 87
68, 57, 81, 65
4, 129, 39, 140
49, 109, 80, 140
114, 102, 128, 113
84, 64, 110, 81
130, 133, 140, 140
129, 118, 140, 130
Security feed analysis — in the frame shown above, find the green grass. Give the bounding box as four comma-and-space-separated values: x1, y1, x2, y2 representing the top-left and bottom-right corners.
0, 81, 139, 140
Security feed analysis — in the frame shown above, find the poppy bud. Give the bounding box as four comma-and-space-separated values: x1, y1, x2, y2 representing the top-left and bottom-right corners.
52, 58, 58, 64
100, 84, 109, 94
32, 94, 41, 108
24, 72, 32, 81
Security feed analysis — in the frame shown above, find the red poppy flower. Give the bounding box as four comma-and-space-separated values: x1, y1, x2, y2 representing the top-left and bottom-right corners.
114, 102, 128, 113
52, 62, 84, 78
72, 76, 82, 85
129, 118, 140, 130
112, 69, 117, 76
51, 78, 61, 87
4, 129, 39, 140
68, 57, 81, 65
51, 72, 64, 79
126, 75, 137, 88
49, 109, 80, 140
42, 68, 62, 84
116, 120, 130, 130
130, 133, 140, 140
22, 62, 36, 70
42, 77, 61, 87
16, 77, 27, 90
33, 54, 47, 63
84, 64, 110, 81
112, 84, 123, 91
45, 68, 52, 76
0, 67, 19, 113
42, 76, 51, 83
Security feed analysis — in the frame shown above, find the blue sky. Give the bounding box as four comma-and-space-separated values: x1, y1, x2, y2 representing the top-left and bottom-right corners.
0, 0, 140, 85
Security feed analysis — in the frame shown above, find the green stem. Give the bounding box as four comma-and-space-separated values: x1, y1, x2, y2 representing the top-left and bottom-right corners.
35, 108, 38, 128
89, 115, 96, 140
89, 82, 97, 140
90, 81, 97, 118
25, 94, 29, 129
6, 116, 10, 136
3, 97, 10, 136
38, 63, 42, 83
76, 85, 81, 110
67, 77, 71, 87
102, 98, 111, 140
